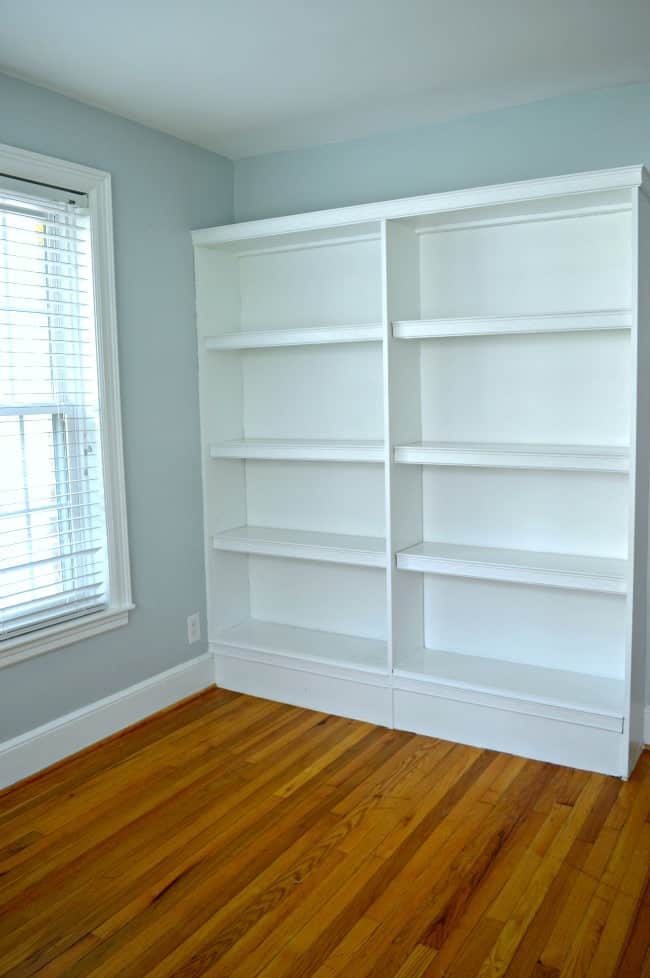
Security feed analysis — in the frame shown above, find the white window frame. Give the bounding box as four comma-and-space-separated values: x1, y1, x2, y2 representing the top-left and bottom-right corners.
0, 142, 132, 667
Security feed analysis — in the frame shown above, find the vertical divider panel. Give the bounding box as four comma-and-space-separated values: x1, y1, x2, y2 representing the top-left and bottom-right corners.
383, 220, 425, 674
380, 221, 394, 678
195, 247, 251, 637
625, 187, 650, 773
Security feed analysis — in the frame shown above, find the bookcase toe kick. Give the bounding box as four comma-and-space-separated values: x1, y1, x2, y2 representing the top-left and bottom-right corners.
210, 619, 625, 775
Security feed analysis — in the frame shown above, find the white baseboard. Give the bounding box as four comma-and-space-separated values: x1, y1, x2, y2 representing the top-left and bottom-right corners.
645, 705, 650, 746
0, 652, 214, 791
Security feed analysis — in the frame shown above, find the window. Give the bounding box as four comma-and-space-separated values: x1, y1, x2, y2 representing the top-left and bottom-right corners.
0, 145, 131, 665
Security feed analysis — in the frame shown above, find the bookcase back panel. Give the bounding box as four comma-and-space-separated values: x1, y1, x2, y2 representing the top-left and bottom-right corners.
419, 330, 630, 443
421, 576, 625, 677
249, 556, 387, 640
421, 468, 628, 558
245, 461, 386, 538
239, 235, 381, 331
242, 344, 383, 439
418, 209, 631, 317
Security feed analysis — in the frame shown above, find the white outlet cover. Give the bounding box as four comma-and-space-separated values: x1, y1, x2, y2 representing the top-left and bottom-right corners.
187, 612, 201, 644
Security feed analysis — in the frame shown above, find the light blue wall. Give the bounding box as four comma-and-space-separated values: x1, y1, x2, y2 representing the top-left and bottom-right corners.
0, 73, 233, 739
234, 83, 650, 220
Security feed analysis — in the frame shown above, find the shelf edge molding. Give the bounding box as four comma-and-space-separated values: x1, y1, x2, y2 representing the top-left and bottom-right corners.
392, 308, 633, 340
393, 441, 630, 473
205, 323, 383, 350
209, 438, 385, 463
395, 541, 627, 594
212, 525, 387, 568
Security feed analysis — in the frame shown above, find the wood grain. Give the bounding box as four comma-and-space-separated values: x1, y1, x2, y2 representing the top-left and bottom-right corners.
0, 689, 647, 978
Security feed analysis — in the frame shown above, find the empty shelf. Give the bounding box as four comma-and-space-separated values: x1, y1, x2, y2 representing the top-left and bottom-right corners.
393, 441, 630, 473
205, 323, 382, 350
392, 308, 632, 339
395, 647, 624, 731
210, 439, 384, 463
213, 525, 387, 568
395, 540, 627, 593
213, 618, 389, 674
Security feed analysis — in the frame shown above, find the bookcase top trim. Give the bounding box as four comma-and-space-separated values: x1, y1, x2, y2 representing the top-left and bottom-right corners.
193, 164, 649, 247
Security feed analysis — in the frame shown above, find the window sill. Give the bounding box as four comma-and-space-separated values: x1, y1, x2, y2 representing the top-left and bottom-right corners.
0, 605, 134, 668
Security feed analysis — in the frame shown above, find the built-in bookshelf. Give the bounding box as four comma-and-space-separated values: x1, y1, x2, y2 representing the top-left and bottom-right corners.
194, 165, 650, 777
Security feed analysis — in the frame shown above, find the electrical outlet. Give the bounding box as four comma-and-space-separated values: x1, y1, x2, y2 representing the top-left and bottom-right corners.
187, 612, 201, 645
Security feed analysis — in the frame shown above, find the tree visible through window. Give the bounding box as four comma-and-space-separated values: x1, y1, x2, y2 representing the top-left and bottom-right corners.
0, 181, 109, 640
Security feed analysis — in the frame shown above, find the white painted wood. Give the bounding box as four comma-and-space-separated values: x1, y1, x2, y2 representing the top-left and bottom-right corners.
239, 232, 381, 333
205, 323, 382, 350
213, 648, 392, 727
394, 441, 630, 472
235, 230, 380, 258
395, 647, 623, 731
418, 331, 630, 446
0, 606, 133, 669
393, 308, 632, 339
0, 654, 214, 790
213, 619, 388, 674
383, 220, 425, 670
248, 557, 387, 642
623, 188, 650, 775
421, 468, 627, 558
195, 248, 250, 635
212, 525, 386, 568
193, 165, 650, 778
241, 345, 383, 441
415, 201, 632, 235
422, 577, 625, 677
209, 438, 384, 463
245, 461, 386, 539
396, 541, 627, 594
393, 688, 625, 776
192, 166, 647, 246
418, 212, 631, 319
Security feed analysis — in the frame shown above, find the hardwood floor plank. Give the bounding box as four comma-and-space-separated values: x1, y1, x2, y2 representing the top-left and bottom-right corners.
0, 691, 647, 978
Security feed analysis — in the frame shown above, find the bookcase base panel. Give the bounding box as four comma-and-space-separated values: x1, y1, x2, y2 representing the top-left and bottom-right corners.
393, 687, 625, 777
213, 645, 393, 727
212, 642, 627, 775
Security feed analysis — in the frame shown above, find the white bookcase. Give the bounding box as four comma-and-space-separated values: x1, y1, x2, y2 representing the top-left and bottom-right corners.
193, 166, 650, 777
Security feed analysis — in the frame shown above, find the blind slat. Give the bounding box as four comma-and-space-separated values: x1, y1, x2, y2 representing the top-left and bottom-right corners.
3, 574, 104, 606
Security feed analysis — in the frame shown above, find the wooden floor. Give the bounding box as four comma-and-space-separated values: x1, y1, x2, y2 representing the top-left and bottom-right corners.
1, 689, 649, 978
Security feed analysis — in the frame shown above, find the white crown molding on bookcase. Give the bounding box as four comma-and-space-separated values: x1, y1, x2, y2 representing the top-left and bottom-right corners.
0, 653, 214, 791
192, 165, 649, 246
0, 141, 132, 666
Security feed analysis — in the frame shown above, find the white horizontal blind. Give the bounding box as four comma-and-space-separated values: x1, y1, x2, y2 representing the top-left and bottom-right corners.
0, 180, 109, 640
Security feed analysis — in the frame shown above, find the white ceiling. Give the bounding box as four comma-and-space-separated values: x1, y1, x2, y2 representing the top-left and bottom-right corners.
1, 0, 649, 159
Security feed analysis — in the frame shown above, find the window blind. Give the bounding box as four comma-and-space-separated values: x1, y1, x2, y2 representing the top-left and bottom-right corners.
0, 180, 109, 641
